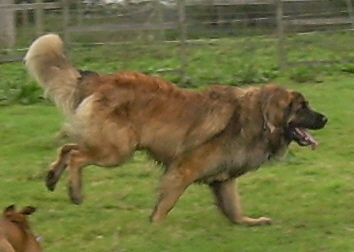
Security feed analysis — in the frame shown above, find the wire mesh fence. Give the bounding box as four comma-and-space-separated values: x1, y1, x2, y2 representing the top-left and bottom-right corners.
0, 0, 353, 85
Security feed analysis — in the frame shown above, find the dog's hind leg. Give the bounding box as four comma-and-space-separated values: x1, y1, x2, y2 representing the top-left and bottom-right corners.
46, 144, 79, 191
209, 179, 271, 226
67, 135, 138, 204
67, 146, 136, 204
66, 149, 92, 204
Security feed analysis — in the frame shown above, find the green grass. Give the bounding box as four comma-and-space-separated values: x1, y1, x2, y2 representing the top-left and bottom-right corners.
1, 32, 354, 105
1, 32, 354, 251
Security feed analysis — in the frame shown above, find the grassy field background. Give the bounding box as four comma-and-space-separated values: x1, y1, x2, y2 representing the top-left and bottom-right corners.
1, 34, 354, 251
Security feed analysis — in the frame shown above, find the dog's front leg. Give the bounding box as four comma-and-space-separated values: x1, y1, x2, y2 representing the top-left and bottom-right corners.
150, 163, 200, 223
210, 179, 271, 226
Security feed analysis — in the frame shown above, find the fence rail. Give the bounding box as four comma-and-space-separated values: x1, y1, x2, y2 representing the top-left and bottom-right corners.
186, 0, 323, 6
69, 22, 178, 33
0, 0, 353, 85
0, 2, 61, 11
286, 17, 354, 25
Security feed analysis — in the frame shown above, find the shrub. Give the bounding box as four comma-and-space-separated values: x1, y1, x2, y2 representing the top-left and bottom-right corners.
287, 66, 321, 83
341, 64, 354, 74
0, 80, 43, 105
233, 63, 278, 85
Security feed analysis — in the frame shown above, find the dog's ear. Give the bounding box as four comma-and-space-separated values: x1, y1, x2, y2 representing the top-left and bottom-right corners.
261, 85, 291, 133
21, 206, 36, 215
4, 204, 16, 217
261, 93, 276, 133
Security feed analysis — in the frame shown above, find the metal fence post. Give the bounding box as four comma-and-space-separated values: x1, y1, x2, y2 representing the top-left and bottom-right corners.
0, 0, 16, 47
154, 0, 165, 41
35, 0, 43, 36
345, 0, 354, 29
21, 1, 29, 27
275, 0, 287, 70
62, 0, 70, 45
77, 0, 83, 26
177, 0, 188, 86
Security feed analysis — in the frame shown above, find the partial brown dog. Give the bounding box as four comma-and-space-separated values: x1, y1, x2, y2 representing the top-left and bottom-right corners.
0, 205, 41, 252
25, 34, 327, 226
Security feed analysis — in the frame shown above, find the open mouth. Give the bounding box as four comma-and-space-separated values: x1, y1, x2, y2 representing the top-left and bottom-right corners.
289, 127, 318, 150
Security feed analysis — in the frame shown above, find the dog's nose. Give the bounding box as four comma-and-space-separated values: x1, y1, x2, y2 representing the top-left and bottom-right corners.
322, 116, 328, 125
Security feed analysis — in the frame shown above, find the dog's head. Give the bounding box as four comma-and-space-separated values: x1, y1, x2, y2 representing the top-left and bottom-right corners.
3, 205, 42, 250
261, 85, 327, 149
3, 205, 36, 229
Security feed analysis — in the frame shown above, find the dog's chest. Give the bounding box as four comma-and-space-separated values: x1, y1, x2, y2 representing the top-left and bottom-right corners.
199, 143, 270, 184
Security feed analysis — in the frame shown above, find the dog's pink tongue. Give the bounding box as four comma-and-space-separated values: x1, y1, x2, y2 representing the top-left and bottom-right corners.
308, 134, 318, 150
295, 128, 318, 150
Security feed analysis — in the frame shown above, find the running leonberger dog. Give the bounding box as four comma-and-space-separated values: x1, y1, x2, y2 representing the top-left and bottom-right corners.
25, 34, 327, 226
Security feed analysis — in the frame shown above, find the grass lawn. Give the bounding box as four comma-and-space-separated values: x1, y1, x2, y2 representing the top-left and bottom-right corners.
1, 33, 354, 251
0, 76, 354, 251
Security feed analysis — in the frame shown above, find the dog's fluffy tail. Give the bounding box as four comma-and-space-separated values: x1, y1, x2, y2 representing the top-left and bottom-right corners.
24, 34, 80, 116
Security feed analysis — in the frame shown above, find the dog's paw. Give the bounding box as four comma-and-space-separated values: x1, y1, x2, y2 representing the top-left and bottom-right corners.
256, 216, 272, 225
46, 170, 57, 191
70, 197, 82, 205
68, 184, 83, 205
237, 216, 272, 226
